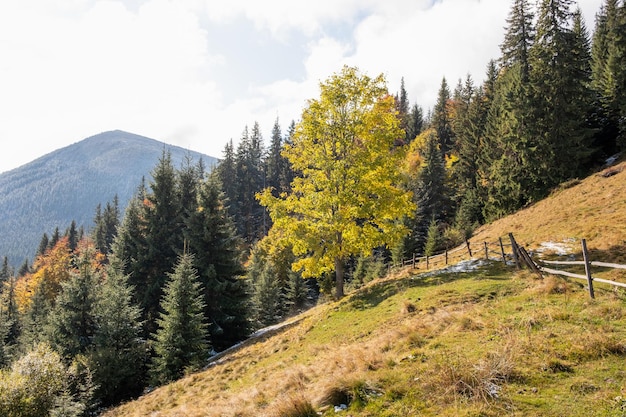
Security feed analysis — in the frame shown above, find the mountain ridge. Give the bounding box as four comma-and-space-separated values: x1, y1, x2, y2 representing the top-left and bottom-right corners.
0, 130, 218, 268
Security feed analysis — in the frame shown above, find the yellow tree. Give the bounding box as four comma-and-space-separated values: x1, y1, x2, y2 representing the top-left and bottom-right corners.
14, 238, 72, 313
258, 66, 415, 298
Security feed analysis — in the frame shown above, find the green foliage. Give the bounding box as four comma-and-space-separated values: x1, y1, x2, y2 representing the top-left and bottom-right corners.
90, 255, 147, 406
46, 249, 100, 358
150, 254, 209, 385
259, 66, 415, 299
0, 343, 92, 417
423, 218, 440, 257
252, 262, 284, 326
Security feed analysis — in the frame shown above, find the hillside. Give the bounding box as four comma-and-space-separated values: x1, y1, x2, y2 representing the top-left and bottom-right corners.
0, 130, 217, 267
103, 159, 626, 416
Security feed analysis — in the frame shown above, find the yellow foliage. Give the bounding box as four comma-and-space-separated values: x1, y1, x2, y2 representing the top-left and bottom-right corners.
14, 238, 72, 313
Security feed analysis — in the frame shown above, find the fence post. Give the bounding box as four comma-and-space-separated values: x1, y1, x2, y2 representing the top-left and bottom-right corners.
412, 253, 416, 269
466, 240, 473, 258
484, 242, 489, 260
509, 233, 521, 269
581, 239, 595, 299
499, 237, 506, 263
445, 250, 448, 265
426, 255, 429, 270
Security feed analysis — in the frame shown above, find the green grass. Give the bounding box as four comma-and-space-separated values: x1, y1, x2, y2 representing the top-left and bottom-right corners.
103, 262, 626, 417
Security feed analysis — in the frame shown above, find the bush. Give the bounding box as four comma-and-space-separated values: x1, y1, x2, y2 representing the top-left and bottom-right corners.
0, 343, 93, 417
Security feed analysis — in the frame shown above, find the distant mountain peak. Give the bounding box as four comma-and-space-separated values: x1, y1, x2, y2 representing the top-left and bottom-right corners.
0, 131, 218, 267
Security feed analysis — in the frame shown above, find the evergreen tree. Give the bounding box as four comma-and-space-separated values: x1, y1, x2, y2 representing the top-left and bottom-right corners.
150, 254, 209, 385
46, 248, 100, 359
141, 151, 182, 333
49, 227, 60, 251
65, 221, 79, 253
184, 176, 250, 351
37, 233, 49, 257
395, 77, 411, 143
90, 255, 146, 406
431, 77, 454, 155
92, 196, 120, 256
424, 217, 441, 257
530, 0, 595, 184
403, 129, 450, 256
251, 262, 283, 326
235, 123, 266, 245
215, 139, 239, 222
591, 0, 626, 153
406, 104, 424, 142
500, 0, 535, 79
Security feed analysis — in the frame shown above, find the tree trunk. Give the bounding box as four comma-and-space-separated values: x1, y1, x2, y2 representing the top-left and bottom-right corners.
334, 257, 345, 299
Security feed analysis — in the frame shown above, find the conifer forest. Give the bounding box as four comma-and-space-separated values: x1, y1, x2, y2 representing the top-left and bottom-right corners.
1, 1, 626, 415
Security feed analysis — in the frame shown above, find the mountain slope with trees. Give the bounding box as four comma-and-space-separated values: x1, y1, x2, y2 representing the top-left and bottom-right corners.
0, 130, 217, 267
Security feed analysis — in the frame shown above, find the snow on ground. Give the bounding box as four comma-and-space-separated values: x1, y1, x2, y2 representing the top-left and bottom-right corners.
534, 240, 575, 257
414, 258, 490, 279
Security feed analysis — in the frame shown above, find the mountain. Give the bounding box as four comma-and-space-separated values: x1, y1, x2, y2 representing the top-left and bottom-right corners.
0, 130, 218, 268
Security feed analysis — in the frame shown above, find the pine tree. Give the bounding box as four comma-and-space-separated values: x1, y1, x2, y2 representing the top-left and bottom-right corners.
150, 254, 209, 385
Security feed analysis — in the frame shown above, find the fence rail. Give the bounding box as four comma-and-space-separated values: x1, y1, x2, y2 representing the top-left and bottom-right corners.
392, 233, 626, 300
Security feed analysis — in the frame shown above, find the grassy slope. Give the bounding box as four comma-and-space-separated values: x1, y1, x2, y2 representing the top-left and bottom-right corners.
104, 160, 626, 417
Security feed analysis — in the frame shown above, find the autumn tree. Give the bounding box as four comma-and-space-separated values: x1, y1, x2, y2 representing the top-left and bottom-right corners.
258, 66, 415, 299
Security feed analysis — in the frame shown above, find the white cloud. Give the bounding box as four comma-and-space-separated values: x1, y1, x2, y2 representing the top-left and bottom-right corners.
0, 0, 605, 174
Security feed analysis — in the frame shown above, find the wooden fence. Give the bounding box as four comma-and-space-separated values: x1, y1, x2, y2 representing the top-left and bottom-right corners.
392, 234, 626, 300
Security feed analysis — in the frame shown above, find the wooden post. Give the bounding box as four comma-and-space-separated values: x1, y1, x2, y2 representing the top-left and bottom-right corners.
518, 246, 543, 279
466, 240, 473, 258
499, 238, 506, 263
426, 255, 430, 270
581, 239, 595, 299
484, 242, 489, 260
509, 233, 521, 269
412, 253, 416, 269
445, 250, 448, 265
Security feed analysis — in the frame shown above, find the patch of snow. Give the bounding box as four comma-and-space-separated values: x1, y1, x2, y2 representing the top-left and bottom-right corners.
414, 259, 489, 279
535, 241, 573, 256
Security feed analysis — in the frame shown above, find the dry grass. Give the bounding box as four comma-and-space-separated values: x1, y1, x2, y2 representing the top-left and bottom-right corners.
470, 159, 626, 257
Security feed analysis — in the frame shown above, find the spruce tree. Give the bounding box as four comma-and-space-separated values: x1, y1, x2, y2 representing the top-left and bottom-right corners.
251, 262, 283, 326
431, 78, 454, 155
500, 0, 535, 79
90, 255, 146, 406
46, 248, 99, 359
530, 0, 595, 184
591, 0, 621, 155
184, 176, 250, 351
142, 151, 182, 333
150, 253, 209, 385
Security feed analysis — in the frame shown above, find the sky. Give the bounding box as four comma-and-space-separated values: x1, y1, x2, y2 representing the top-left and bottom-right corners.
0, 0, 603, 174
